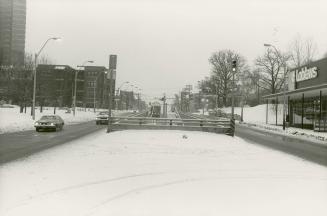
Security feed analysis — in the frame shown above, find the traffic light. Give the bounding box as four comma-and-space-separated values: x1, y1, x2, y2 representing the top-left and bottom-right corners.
232, 60, 237, 72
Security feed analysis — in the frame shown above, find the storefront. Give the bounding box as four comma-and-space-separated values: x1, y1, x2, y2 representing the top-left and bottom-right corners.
263, 57, 327, 131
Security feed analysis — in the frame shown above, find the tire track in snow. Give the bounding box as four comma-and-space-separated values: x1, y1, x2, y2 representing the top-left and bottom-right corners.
4, 172, 166, 214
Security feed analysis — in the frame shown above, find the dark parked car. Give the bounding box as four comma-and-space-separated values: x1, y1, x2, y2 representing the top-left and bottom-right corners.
96, 111, 109, 125
34, 115, 64, 132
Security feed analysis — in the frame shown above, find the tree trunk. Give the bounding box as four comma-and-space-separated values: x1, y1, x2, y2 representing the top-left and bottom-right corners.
20, 103, 24, 113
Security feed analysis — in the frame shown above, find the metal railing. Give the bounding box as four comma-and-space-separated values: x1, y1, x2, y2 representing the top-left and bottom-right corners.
108, 116, 232, 134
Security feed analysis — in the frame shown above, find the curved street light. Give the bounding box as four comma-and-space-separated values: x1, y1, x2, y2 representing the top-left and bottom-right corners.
264, 43, 288, 130
117, 81, 129, 94
73, 60, 94, 116
115, 81, 129, 110
32, 37, 61, 120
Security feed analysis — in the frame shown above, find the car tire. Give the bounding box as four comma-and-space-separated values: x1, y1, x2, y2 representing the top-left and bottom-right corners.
96, 121, 99, 125
36, 128, 39, 132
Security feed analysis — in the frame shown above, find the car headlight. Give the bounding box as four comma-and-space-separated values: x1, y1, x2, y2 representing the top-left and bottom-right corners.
34, 122, 39, 126
50, 123, 55, 126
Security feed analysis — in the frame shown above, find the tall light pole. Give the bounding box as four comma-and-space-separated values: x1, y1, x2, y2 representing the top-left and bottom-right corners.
74, 60, 94, 116
117, 81, 129, 94
116, 81, 129, 110
264, 43, 287, 130
128, 84, 134, 110
32, 37, 61, 120
94, 70, 107, 113
134, 87, 142, 111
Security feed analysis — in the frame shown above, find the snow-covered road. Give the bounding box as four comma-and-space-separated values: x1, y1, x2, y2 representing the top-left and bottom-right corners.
1, 130, 327, 216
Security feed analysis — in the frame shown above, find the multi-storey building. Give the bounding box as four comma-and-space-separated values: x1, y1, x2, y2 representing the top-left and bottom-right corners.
117, 90, 135, 110
0, 0, 26, 66
36, 64, 75, 107
34, 64, 115, 109
83, 66, 113, 109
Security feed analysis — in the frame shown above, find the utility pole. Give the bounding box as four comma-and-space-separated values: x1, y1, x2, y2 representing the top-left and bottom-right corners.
231, 60, 237, 119
283, 65, 287, 130
229, 59, 237, 137
137, 93, 140, 111
107, 55, 117, 133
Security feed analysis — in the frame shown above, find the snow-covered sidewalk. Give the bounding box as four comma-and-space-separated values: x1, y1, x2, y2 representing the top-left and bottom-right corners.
238, 121, 327, 145
0, 130, 326, 216
219, 104, 327, 143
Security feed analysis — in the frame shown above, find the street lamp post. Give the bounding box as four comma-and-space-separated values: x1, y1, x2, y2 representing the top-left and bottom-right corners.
128, 84, 134, 110
116, 81, 129, 110
73, 60, 94, 116
137, 88, 142, 111
32, 37, 61, 120
264, 43, 287, 130
133, 87, 141, 111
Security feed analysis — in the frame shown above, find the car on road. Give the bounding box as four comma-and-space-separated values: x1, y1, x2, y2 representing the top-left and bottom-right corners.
96, 111, 109, 125
34, 115, 65, 132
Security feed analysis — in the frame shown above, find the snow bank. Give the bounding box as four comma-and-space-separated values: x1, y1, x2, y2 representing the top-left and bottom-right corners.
0, 106, 96, 134
220, 104, 327, 143
0, 106, 125, 134
221, 104, 284, 125
0, 130, 326, 216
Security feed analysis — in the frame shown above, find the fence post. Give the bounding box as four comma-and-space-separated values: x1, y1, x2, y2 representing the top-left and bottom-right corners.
227, 118, 235, 137
169, 119, 172, 126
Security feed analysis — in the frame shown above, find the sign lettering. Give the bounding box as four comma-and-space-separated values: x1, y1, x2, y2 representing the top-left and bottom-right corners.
294, 66, 318, 82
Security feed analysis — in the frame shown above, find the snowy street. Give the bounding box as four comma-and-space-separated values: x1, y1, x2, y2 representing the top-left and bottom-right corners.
1, 0, 327, 215
0, 121, 107, 164
1, 130, 327, 216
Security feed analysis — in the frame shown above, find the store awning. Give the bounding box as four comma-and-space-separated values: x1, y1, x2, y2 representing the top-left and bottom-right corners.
262, 83, 327, 100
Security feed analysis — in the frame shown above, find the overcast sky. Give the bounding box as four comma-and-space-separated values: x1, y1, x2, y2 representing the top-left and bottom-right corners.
26, 0, 327, 99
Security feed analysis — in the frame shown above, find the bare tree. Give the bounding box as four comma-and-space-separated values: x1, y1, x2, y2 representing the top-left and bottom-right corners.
289, 34, 318, 68
208, 50, 247, 107
255, 48, 289, 94
0, 53, 35, 112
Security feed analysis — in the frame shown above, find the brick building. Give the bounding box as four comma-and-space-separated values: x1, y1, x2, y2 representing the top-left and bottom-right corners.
35, 64, 115, 109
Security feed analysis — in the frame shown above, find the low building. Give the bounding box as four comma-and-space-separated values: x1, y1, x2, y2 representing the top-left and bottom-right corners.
263, 57, 327, 131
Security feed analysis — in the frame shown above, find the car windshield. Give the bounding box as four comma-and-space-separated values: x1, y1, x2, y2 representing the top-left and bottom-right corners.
40, 116, 57, 120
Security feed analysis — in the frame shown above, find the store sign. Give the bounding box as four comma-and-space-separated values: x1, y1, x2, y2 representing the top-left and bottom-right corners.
294, 66, 318, 82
